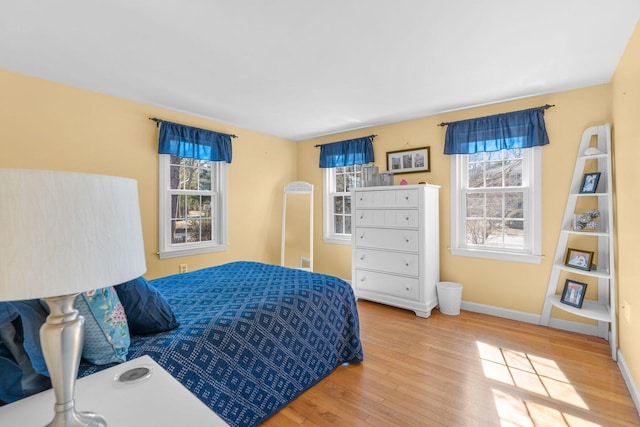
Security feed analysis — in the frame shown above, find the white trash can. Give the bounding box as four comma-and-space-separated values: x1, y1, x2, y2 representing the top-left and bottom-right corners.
436, 282, 463, 315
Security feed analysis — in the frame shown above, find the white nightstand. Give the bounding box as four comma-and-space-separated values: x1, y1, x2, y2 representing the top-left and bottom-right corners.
0, 355, 229, 426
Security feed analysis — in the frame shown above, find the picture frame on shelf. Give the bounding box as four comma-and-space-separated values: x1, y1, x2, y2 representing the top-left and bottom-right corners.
386, 146, 430, 174
560, 279, 588, 309
579, 172, 601, 194
564, 247, 594, 271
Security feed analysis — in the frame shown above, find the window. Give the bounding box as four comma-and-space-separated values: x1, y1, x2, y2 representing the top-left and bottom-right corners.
323, 164, 365, 244
450, 147, 541, 263
158, 154, 227, 258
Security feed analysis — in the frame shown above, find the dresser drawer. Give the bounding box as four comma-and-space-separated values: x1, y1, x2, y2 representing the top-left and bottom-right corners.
355, 248, 419, 276
354, 269, 419, 301
354, 227, 419, 252
354, 189, 418, 208
355, 209, 418, 228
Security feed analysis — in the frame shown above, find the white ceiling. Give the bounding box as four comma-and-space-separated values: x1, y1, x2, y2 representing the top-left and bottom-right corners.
1, 1, 638, 141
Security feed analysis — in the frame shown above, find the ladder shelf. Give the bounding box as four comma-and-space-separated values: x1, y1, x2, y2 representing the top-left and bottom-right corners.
539, 124, 617, 360
545, 295, 611, 323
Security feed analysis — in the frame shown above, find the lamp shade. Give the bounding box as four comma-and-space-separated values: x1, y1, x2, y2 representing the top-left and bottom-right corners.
0, 169, 147, 301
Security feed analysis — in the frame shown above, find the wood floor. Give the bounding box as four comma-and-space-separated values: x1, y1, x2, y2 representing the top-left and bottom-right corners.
261, 301, 639, 427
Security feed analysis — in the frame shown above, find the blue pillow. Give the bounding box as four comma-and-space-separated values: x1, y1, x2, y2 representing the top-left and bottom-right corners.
75, 287, 130, 365
9, 300, 49, 377
0, 303, 18, 326
0, 354, 23, 405
0, 307, 30, 404
0, 318, 51, 402
115, 277, 179, 335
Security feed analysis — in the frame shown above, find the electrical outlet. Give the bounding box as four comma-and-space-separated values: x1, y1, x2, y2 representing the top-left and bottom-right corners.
623, 301, 631, 323
179, 264, 188, 273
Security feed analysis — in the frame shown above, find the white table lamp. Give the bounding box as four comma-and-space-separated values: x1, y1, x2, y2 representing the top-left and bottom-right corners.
0, 169, 147, 427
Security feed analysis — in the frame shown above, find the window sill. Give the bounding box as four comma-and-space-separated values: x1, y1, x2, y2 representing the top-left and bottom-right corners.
158, 244, 227, 259
323, 236, 352, 245
450, 247, 542, 264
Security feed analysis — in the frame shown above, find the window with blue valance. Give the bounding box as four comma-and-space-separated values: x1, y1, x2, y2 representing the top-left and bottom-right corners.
318, 135, 375, 168
443, 106, 551, 155
155, 119, 234, 163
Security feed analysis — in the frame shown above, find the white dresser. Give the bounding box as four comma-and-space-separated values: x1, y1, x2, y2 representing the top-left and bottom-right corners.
351, 184, 440, 317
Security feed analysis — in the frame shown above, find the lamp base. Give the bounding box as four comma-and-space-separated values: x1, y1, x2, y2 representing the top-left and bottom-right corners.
41, 294, 107, 427
48, 405, 106, 427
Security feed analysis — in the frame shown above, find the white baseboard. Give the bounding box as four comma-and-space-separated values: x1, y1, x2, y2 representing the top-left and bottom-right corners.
460, 300, 598, 335
617, 350, 640, 416
460, 300, 540, 324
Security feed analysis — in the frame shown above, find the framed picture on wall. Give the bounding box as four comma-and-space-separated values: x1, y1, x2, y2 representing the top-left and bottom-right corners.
560, 279, 588, 308
386, 146, 430, 174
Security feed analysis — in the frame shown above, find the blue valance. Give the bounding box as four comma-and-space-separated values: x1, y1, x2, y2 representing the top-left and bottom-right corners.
156, 120, 234, 163
443, 106, 551, 155
318, 135, 375, 168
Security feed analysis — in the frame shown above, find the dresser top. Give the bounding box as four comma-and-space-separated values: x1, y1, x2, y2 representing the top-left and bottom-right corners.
354, 183, 441, 191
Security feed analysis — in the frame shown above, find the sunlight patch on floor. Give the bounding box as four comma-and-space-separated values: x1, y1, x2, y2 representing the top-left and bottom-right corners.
477, 341, 598, 427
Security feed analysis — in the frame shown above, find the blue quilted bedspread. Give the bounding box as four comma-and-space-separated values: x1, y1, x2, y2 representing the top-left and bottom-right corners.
79, 261, 363, 426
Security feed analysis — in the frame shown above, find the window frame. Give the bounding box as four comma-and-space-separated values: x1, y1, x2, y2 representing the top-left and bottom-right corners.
323, 164, 365, 245
158, 154, 228, 259
450, 147, 542, 264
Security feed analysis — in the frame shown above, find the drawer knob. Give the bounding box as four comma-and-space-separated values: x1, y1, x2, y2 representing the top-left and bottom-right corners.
406, 286, 410, 291
405, 262, 409, 267
405, 216, 409, 221
405, 196, 409, 200
360, 234, 365, 239
360, 277, 366, 282
405, 238, 410, 243
360, 255, 365, 261
360, 215, 364, 220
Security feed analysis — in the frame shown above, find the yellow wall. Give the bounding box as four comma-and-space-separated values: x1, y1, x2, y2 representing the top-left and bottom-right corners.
300, 85, 612, 317
612, 20, 640, 399
0, 69, 298, 279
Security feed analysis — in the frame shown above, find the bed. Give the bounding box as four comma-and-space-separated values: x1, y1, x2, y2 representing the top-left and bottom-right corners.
78, 261, 364, 426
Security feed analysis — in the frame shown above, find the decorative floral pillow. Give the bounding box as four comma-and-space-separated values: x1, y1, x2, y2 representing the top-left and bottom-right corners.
75, 286, 130, 365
